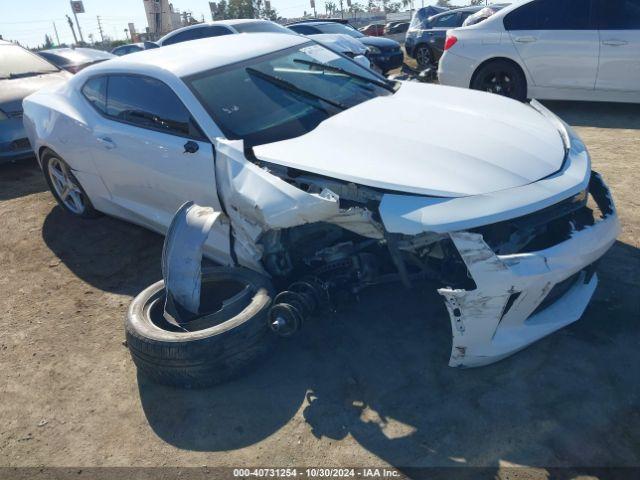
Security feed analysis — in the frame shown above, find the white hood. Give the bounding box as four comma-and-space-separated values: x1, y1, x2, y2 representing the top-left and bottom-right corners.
254, 82, 566, 197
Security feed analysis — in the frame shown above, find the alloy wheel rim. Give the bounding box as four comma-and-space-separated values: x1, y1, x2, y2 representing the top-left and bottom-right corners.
48, 158, 86, 214
482, 72, 514, 97
417, 47, 431, 67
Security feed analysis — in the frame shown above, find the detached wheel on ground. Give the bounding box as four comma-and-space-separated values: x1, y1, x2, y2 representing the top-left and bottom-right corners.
471, 60, 527, 102
41, 148, 101, 218
415, 45, 434, 68
126, 266, 275, 388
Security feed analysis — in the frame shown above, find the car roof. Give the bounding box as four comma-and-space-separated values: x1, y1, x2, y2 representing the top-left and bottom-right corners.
286, 18, 350, 26
40, 47, 113, 57
85, 33, 308, 78
157, 19, 281, 44
431, 5, 483, 17
214, 19, 271, 26
289, 20, 345, 27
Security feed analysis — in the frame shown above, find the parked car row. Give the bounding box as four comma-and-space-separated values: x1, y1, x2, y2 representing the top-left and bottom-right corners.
110, 19, 403, 74
407, 0, 640, 103
0, 40, 71, 163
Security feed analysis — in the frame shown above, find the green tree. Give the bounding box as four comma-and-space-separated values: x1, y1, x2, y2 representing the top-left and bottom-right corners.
469, 0, 486, 5
263, 5, 279, 20
213, 0, 228, 19
436, 0, 452, 7
227, 0, 255, 18
325, 1, 337, 15
43, 34, 53, 49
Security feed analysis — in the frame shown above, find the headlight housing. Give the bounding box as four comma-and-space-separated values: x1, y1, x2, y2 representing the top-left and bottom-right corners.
367, 46, 382, 55
0, 109, 8, 121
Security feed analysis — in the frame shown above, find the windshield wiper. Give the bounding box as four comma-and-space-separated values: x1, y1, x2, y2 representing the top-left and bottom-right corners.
293, 58, 396, 93
8, 71, 57, 79
245, 67, 347, 111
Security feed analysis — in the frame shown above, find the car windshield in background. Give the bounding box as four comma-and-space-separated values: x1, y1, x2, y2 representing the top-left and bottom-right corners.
186, 43, 393, 147
39, 49, 113, 68
232, 21, 291, 33
314, 22, 365, 38
0, 44, 58, 79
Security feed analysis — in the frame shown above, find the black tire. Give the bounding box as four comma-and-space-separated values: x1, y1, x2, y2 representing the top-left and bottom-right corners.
415, 45, 434, 68
41, 149, 101, 218
471, 59, 527, 102
126, 266, 275, 388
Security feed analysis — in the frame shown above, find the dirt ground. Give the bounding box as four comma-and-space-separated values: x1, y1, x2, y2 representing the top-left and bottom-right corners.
1, 100, 639, 475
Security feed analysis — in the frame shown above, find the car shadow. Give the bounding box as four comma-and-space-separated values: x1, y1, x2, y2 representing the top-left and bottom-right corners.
138, 240, 640, 471
0, 157, 48, 200
543, 101, 640, 130
41, 205, 163, 296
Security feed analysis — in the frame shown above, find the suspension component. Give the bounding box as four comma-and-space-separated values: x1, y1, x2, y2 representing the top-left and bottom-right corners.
268, 277, 327, 337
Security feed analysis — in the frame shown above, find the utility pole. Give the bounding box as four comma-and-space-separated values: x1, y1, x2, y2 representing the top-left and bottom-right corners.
52, 22, 61, 46
70, 3, 84, 43
97, 16, 105, 43
66, 14, 78, 45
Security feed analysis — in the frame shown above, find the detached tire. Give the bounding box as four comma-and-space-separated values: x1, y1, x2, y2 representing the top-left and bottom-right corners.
126, 266, 275, 388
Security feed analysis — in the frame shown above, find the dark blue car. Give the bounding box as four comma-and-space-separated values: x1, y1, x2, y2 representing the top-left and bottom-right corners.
405, 6, 482, 68
287, 21, 404, 74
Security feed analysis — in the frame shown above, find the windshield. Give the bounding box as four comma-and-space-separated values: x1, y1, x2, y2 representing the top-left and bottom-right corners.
186, 42, 393, 146
0, 44, 59, 79
39, 49, 113, 67
314, 23, 364, 38
233, 21, 291, 33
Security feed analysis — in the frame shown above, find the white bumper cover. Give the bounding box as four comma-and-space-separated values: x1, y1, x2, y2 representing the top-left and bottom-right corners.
439, 173, 620, 367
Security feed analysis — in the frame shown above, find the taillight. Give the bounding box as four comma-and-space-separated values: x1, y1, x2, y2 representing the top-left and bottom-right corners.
444, 34, 458, 51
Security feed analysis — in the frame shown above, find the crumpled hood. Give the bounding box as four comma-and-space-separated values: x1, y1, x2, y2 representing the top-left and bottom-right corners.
0, 71, 70, 112
254, 82, 566, 197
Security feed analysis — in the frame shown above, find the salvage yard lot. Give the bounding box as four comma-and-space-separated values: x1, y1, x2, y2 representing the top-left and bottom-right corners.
1, 100, 639, 471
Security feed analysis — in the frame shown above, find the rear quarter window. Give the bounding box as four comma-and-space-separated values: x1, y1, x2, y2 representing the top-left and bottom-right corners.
81, 76, 107, 113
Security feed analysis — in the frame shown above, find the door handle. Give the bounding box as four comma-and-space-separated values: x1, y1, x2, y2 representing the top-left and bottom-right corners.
183, 141, 199, 154
515, 36, 537, 43
96, 136, 116, 149
602, 39, 628, 46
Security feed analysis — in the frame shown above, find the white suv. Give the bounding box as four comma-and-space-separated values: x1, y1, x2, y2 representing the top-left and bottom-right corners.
438, 0, 640, 103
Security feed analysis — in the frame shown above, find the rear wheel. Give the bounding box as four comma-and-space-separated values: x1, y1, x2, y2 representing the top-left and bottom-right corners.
42, 149, 100, 218
415, 45, 434, 68
471, 60, 527, 102
126, 266, 275, 389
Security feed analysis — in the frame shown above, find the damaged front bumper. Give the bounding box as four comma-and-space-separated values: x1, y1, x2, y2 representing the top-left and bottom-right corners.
438, 173, 620, 367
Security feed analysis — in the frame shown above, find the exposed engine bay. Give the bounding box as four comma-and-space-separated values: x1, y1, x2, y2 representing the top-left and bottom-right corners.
162, 134, 619, 368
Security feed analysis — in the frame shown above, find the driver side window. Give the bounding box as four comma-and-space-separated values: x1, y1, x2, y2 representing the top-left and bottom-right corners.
82, 74, 205, 140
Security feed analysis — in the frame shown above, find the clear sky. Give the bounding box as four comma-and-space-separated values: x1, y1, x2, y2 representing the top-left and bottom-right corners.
0, 0, 473, 47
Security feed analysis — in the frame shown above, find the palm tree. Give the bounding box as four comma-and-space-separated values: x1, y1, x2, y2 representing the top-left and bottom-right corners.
325, 1, 337, 15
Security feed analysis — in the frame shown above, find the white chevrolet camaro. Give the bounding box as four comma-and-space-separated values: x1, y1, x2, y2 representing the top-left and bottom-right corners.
24, 33, 620, 368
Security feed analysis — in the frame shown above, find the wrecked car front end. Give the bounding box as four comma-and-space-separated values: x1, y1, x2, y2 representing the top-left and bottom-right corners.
202, 101, 619, 367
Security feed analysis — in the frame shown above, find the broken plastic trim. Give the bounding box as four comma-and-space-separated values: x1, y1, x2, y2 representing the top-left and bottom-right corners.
162, 201, 221, 325
438, 173, 619, 367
